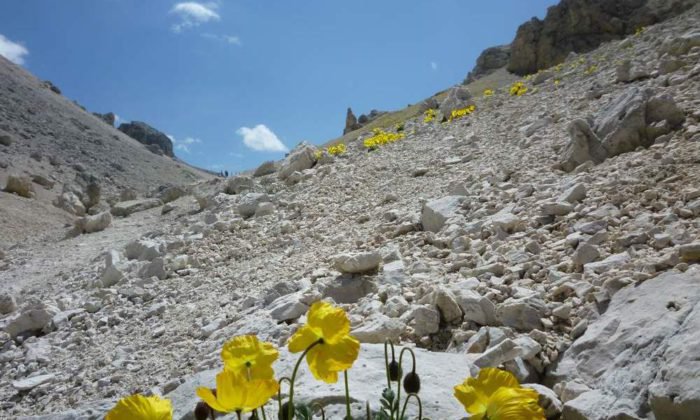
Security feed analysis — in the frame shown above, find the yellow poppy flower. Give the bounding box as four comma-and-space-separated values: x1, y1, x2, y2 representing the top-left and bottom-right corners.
106, 394, 172, 420
196, 370, 279, 414
221, 335, 279, 380
288, 301, 360, 383
454, 368, 544, 420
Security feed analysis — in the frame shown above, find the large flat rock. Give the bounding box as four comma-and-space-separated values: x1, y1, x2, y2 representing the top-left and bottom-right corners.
550, 268, 700, 419
27, 344, 472, 419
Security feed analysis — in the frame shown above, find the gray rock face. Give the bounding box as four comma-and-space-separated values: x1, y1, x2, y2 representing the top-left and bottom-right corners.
278, 142, 317, 180
4, 174, 35, 198
53, 192, 86, 216
352, 313, 405, 343
454, 289, 497, 326
559, 119, 607, 172
497, 296, 547, 332
321, 276, 377, 304
465, 45, 511, 83
253, 160, 278, 177
421, 196, 464, 233
157, 185, 187, 204
0, 293, 17, 314
101, 250, 126, 287
12, 373, 56, 391
4, 303, 58, 338
110, 198, 163, 217
92, 112, 116, 127
224, 175, 254, 195
268, 293, 308, 322
594, 87, 649, 156
551, 269, 700, 419
507, 0, 698, 75
560, 88, 685, 171
333, 251, 382, 274
237, 193, 271, 218
74, 211, 112, 234
118, 121, 174, 157
439, 86, 474, 119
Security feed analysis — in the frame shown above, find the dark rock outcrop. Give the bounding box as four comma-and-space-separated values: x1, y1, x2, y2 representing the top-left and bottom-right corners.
343, 108, 387, 135
507, 0, 698, 75
464, 45, 511, 83
118, 121, 174, 157
343, 108, 361, 135
93, 112, 116, 127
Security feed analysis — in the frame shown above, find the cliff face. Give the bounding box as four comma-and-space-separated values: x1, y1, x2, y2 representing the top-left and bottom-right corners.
507, 0, 698, 75
118, 121, 174, 157
464, 45, 511, 84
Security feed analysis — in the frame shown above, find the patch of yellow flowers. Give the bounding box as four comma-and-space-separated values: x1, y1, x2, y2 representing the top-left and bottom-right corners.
363, 127, 405, 150
314, 143, 347, 160
483, 88, 494, 97
583, 64, 598, 75
509, 81, 528, 96
448, 105, 476, 122
104, 302, 546, 419
423, 108, 437, 123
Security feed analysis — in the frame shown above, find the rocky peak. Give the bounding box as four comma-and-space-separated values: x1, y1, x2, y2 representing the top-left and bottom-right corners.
93, 112, 116, 127
464, 45, 511, 84
343, 107, 360, 134
117, 121, 174, 157
343, 107, 387, 135
507, 0, 698, 75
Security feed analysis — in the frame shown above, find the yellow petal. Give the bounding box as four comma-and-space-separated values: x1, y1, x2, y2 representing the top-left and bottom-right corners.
468, 368, 520, 398
454, 382, 487, 418
221, 335, 278, 380
312, 302, 351, 344
324, 335, 360, 371
106, 394, 172, 420
196, 386, 229, 414
288, 325, 319, 353
306, 346, 339, 383
486, 387, 545, 420
240, 378, 280, 413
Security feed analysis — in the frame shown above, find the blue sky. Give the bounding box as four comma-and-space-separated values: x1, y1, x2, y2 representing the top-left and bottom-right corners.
0, 1, 557, 173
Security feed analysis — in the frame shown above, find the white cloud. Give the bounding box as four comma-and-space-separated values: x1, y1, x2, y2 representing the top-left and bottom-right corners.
224, 35, 241, 45
0, 34, 29, 65
237, 124, 288, 152
201, 33, 242, 46
170, 135, 202, 154
170, 2, 220, 32
430, 61, 438, 71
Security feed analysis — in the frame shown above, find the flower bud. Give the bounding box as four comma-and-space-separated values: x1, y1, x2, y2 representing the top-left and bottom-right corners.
403, 371, 421, 394
388, 360, 401, 382
194, 401, 212, 420
278, 401, 294, 420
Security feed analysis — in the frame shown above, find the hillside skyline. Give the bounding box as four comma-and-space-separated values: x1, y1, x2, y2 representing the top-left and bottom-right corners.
0, 0, 557, 172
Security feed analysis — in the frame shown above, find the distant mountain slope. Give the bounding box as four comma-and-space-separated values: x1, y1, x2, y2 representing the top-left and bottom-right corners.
0, 55, 212, 246
0, 56, 210, 197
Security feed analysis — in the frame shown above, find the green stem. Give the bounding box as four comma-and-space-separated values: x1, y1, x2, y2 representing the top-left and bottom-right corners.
288, 340, 323, 420
236, 410, 242, 420
260, 406, 267, 420
277, 377, 291, 414
399, 394, 422, 420
366, 401, 371, 420
311, 403, 326, 420
344, 370, 351, 419
396, 348, 417, 420
383, 341, 393, 390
